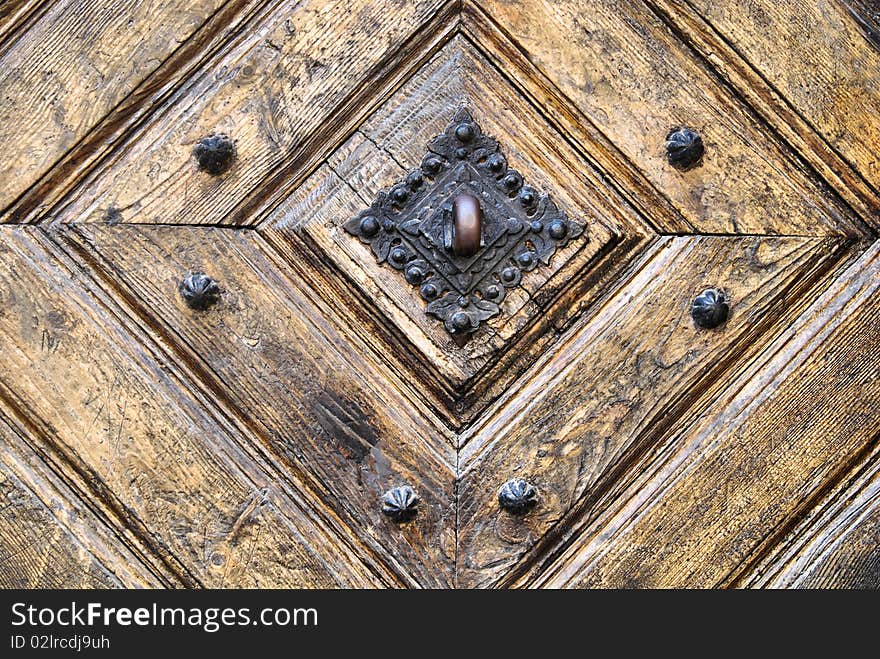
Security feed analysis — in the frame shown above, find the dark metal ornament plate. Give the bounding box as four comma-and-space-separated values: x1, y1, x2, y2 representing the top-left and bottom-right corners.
344, 108, 584, 337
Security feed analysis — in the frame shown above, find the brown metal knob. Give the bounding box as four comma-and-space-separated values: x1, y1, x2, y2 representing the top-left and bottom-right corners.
451, 193, 482, 257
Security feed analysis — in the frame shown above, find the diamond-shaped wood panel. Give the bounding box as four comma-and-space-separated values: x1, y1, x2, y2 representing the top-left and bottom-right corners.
259, 37, 648, 424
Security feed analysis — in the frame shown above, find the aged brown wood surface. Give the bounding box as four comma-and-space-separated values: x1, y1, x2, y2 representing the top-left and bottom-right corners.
676, 0, 880, 212
0, 0, 254, 219
0, 0, 877, 588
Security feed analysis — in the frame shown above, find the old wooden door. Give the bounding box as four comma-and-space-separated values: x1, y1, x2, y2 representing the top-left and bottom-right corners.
1, 0, 878, 589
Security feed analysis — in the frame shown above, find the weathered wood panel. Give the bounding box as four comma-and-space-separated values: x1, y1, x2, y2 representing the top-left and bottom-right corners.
456, 236, 848, 588
0, 416, 163, 588
679, 0, 880, 206
0, 227, 390, 588
642, 0, 880, 230
0, 0, 49, 47
51, 0, 454, 227
61, 224, 456, 587
742, 434, 880, 589
0, 0, 237, 215
530, 239, 880, 588
466, 0, 863, 236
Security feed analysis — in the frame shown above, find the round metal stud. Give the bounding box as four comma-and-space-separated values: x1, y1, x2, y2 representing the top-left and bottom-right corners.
501, 266, 519, 283
487, 153, 506, 174
391, 186, 408, 204
193, 133, 235, 175
179, 273, 221, 310
548, 219, 568, 240
666, 127, 704, 171
451, 311, 471, 332
381, 485, 418, 521
405, 265, 425, 285
484, 284, 501, 300
530, 220, 543, 233
518, 186, 538, 210
498, 478, 537, 514
691, 288, 729, 329
420, 282, 439, 300
502, 171, 523, 193
517, 251, 535, 268
422, 155, 443, 175
455, 123, 475, 142
389, 247, 407, 266
359, 215, 380, 237
406, 170, 424, 189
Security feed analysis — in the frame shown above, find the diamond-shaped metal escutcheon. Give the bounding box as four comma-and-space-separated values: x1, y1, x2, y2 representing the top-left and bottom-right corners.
344, 108, 584, 338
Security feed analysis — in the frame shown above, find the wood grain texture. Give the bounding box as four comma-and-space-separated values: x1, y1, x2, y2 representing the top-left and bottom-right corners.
0, 0, 50, 48
260, 36, 648, 425
2, 0, 275, 226
60, 224, 456, 587
642, 0, 880, 231
50, 0, 453, 227
679, 0, 880, 206
529, 239, 880, 588
455, 236, 848, 588
0, 416, 163, 588
0, 0, 235, 214
741, 429, 880, 589
0, 227, 392, 588
466, 0, 862, 236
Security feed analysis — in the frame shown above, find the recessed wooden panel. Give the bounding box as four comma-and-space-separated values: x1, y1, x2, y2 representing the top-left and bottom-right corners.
0, 227, 391, 588
0, 0, 235, 215
61, 224, 456, 587
50, 0, 453, 226
260, 37, 647, 423
465, 0, 863, 236
456, 236, 847, 588
530, 241, 880, 588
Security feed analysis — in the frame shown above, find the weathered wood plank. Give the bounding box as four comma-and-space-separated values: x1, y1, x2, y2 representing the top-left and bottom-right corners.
50, 0, 454, 227
2, 0, 275, 226
60, 224, 456, 587
260, 36, 646, 425
530, 239, 880, 588
741, 433, 880, 589
0, 416, 163, 588
0, 0, 238, 215
678, 0, 880, 209
0, 227, 393, 588
455, 235, 848, 588
642, 0, 880, 230
465, 0, 864, 236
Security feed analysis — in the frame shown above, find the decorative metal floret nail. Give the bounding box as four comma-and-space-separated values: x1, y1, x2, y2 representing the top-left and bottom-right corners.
381, 485, 418, 521
193, 133, 236, 175
498, 478, 537, 514
666, 127, 704, 171
344, 108, 584, 338
179, 273, 221, 310
691, 288, 729, 329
